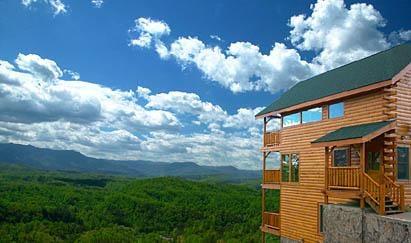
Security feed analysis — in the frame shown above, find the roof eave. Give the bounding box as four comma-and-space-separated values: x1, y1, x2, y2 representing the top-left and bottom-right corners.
311, 121, 396, 148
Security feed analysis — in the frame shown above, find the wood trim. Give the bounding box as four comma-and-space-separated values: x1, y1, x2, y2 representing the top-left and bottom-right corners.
392, 63, 411, 84
312, 138, 364, 148
255, 80, 392, 119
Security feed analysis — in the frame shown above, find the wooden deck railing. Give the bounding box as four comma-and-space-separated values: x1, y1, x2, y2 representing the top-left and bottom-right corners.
263, 212, 280, 230
384, 175, 405, 211
263, 169, 281, 184
263, 131, 280, 147
327, 166, 361, 189
363, 172, 380, 206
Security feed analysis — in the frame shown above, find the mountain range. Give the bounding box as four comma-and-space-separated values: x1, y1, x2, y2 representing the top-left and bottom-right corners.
0, 143, 260, 182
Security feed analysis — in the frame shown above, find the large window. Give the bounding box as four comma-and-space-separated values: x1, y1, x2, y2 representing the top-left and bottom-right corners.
291, 154, 300, 182
281, 154, 290, 182
302, 107, 322, 124
333, 147, 349, 167
283, 113, 301, 127
281, 153, 299, 182
329, 102, 344, 119
398, 147, 409, 180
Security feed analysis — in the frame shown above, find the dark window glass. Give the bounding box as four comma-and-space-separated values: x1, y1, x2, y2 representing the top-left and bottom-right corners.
283, 113, 301, 127
398, 147, 409, 180
333, 148, 349, 166
291, 154, 299, 182
329, 102, 344, 119
302, 107, 322, 123
281, 154, 290, 182
319, 204, 325, 233
367, 152, 381, 171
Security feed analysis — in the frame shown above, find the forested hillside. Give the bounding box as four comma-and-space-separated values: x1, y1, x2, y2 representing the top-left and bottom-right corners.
0, 164, 279, 242
0, 143, 260, 183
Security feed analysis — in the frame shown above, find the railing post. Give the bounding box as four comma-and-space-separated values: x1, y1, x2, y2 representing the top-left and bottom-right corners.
400, 184, 405, 211
360, 143, 365, 208
379, 183, 385, 215
324, 147, 329, 203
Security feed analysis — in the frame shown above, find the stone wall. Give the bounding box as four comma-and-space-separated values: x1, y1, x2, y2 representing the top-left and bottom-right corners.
322, 204, 411, 243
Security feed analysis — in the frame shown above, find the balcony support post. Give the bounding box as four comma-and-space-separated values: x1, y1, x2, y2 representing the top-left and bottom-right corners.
324, 146, 329, 204
360, 142, 365, 208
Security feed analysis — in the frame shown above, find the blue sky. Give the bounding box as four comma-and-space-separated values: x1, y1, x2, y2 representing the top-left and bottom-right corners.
0, 0, 410, 169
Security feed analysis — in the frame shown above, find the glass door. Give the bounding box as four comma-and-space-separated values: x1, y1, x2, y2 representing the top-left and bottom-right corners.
397, 147, 410, 180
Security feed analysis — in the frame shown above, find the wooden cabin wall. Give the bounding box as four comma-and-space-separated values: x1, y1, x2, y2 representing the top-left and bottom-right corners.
278, 90, 386, 242
395, 71, 411, 205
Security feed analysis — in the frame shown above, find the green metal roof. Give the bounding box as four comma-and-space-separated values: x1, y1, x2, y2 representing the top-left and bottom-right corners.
256, 43, 411, 117
312, 121, 394, 144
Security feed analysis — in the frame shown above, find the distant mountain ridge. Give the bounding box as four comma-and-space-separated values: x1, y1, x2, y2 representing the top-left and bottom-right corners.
0, 143, 260, 182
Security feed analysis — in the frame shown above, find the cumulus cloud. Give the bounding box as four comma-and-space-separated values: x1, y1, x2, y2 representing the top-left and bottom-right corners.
15, 53, 63, 81
22, 0, 67, 15
130, 0, 410, 93
0, 53, 266, 169
91, 0, 104, 8
288, 0, 391, 69
129, 17, 171, 60
0, 53, 180, 129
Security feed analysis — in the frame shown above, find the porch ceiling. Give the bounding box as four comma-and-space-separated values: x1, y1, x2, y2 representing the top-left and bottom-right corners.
311, 120, 396, 147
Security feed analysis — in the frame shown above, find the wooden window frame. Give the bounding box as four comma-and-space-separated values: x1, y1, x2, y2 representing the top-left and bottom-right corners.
397, 144, 410, 182
332, 146, 351, 167
328, 102, 345, 119
281, 153, 300, 183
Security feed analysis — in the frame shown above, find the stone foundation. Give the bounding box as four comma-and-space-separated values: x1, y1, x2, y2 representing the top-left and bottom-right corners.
323, 204, 411, 243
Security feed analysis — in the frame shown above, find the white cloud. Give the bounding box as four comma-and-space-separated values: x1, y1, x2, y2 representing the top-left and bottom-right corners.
129, 17, 170, 51
0, 53, 266, 169
210, 35, 222, 41
22, 0, 67, 15
63, 69, 80, 80
131, 0, 410, 93
288, 0, 391, 69
138, 87, 227, 124
91, 0, 104, 8
389, 30, 411, 45
15, 53, 63, 81
0, 53, 180, 130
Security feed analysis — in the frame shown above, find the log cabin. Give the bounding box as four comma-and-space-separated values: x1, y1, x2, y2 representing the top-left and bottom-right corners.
255, 43, 411, 242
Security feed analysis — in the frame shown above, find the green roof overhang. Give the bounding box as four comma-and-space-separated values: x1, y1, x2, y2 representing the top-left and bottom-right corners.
311, 121, 396, 147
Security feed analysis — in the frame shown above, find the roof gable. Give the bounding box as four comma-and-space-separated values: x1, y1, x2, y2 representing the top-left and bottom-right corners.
257, 43, 411, 117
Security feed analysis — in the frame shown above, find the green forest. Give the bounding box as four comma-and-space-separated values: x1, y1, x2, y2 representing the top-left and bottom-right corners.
0, 163, 279, 242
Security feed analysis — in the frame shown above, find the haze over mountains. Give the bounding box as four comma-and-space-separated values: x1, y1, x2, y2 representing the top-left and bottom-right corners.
0, 143, 259, 182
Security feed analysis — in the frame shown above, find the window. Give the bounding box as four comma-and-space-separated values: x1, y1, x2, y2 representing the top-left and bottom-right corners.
329, 102, 344, 119
333, 147, 349, 166
281, 153, 299, 182
367, 152, 381, 171
281, 154, 290, 182
291, 154, 300, 182
398, 147, 409, 180
302, 107, 322, 124
283, 112, 301, 127
318, 203, 325, 235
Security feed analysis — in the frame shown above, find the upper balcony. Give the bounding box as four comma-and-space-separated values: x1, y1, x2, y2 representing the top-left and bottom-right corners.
262, 131, 281, 151
262, 169, 281, 189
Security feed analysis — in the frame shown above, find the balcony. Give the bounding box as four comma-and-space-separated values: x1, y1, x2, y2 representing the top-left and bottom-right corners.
261, 212, 280, 236
263, 131, 280, 150
262, 169, 281, 189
